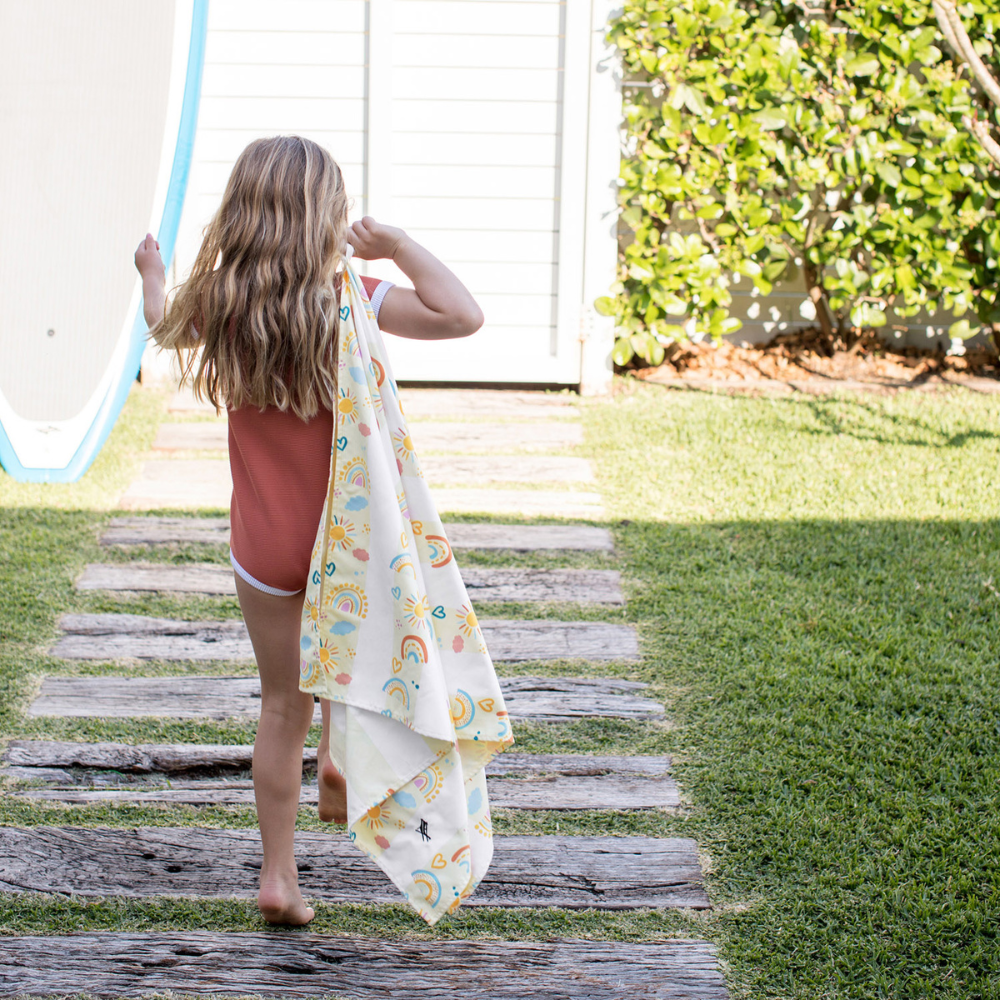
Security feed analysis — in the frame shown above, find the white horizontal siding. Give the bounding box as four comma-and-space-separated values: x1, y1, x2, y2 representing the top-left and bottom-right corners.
396, 197, 557, 231
201, 64, 366, 99
172, 0, 368, 287
209, 0, 366, 32
391, 99, 559, 133
393, 1, 561, 35
390, 165, 559, 198
391, 132, 558, 167
392, 67, 561, 100
396, 33, 560, 69
208, 31, 364, 65
163, 0, 595, 386
196, 97, 367, 132
384, 0, 570, 382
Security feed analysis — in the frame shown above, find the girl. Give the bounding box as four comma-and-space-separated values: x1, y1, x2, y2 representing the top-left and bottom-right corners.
135, 135, 486, 926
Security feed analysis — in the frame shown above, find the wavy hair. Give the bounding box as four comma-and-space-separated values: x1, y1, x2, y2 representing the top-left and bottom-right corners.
153, 135, 349, 418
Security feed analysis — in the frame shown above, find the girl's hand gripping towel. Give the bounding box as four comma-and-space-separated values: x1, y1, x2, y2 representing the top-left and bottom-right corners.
299, 259, 515, 925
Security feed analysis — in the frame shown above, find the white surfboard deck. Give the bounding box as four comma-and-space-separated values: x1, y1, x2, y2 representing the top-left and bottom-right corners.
0, 0, 207, 481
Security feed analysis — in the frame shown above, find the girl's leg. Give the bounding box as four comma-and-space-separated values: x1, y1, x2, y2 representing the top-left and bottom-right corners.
317, 699, 348, 824
234, 573, 315, 926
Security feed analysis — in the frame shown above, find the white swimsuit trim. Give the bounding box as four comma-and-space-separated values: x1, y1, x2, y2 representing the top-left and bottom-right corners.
230, 550, 302, 597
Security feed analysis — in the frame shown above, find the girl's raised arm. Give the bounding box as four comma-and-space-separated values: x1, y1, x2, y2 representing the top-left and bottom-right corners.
348, 216, 483, 340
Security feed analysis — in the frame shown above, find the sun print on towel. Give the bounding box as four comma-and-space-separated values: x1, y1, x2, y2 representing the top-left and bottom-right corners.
327, 515, 356, 550
403, 594, 431, 630
337, 387, 361, 424
392, 429, 417, 463
456, 604, 479, 638
362, 801, 393, 834
303, 595, 322, 627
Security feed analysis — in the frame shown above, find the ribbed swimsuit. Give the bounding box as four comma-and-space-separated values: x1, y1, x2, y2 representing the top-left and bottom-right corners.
228, 274, 394, 596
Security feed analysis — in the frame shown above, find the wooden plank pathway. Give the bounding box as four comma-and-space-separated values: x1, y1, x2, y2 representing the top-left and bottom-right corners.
153, 419, 585, 453
426, 488, 606, 518
101, 516, 616, 551
120, 460, 606, 516
167, 387, 581, 419
29, 674, 663, 723
0, 387, 728, 997
421, 454, 593, 483
50, 613, 640, 664
76, 563, 625, 605
0, 827, 710, 909
0, 932, 729, 999
4, 742, 679, 811
397, 387, 581, 419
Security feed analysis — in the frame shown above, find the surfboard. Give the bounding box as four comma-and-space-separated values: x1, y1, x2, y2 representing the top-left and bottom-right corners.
0, 0, 207, 482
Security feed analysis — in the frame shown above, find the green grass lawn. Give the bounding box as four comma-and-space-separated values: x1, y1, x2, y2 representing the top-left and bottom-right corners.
588, 383, 1000, 999
0, 380, 998, 999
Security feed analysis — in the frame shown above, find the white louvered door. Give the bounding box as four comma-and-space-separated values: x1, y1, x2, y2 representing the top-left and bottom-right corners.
165, 0, 618, 389
365, 0, 588, 385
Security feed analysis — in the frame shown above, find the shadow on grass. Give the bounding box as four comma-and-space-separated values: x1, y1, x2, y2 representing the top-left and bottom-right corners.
616, 514, 1000, 1000
1, 505, 998, 996
797, 393, 1000, 447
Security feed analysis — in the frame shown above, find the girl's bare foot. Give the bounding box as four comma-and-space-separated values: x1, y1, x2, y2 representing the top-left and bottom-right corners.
257, 872, 315, 926
317, 754, 348, 824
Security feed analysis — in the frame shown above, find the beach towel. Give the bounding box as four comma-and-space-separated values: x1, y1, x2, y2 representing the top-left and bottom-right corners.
298, 251, 515, 925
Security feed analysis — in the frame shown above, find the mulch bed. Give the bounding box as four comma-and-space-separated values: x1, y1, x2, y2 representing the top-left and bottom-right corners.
627, 327, 1000, 395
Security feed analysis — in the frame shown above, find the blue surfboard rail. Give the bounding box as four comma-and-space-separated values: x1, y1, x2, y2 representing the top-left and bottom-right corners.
0, 0, 208, 484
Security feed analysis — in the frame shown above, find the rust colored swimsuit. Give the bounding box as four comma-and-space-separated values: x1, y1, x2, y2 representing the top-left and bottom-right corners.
228, 274, 393, 595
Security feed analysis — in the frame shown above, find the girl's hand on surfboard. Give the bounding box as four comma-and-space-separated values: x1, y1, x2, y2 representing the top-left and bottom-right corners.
347, 217, 407, 261
134, 233, 164, 281
135, 233, 167, 329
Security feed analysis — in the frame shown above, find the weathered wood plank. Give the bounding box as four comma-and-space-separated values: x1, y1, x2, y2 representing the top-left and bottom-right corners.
0, 827, 710, 909
76, 563, 624, 605
410, 420, 584, 452
102, 517, 615, 551
102, 516, 231, 546
0, 932, 729, 999
4, 743, 678, 810
447, 523, 614, 551
154, 420, 585, 454
120, 459, 598, 512
167, 387, 581, 419
119, 459, 231, 510
16, 773, 678, 811
153, 422, 228, 451
399, 387, 579, 418
167, 388, 222, 414
421, 454, 594, 484
50, 613, 640, 664
430, 488, 605, 518
29, 674, 662, 723
4, 742, 669, 777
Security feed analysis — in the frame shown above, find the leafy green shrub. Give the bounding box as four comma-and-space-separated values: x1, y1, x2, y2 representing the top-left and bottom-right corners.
601, 0, 1000, 366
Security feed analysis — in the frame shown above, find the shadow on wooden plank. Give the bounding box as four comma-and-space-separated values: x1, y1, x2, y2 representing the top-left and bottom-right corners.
29, 674, 664, 723
4, 743, 679, 811
0, 827, 711, 910
50, 613, 641, 664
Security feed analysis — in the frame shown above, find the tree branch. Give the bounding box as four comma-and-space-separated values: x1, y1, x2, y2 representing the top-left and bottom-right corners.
966, 114, 1000, 167
932, 0, 1000, 108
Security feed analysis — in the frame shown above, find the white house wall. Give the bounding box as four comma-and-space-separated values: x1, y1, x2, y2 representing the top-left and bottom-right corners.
156, 0, 620, 388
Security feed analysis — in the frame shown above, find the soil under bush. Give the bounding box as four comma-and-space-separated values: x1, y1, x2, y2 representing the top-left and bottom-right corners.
629, 327, 1000, 387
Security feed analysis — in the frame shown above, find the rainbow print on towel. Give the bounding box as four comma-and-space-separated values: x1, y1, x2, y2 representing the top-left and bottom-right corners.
299, 254, 514, 926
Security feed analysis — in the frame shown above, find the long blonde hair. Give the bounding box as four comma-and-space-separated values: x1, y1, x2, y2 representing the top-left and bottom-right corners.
154, 136, 349, 418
